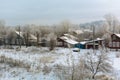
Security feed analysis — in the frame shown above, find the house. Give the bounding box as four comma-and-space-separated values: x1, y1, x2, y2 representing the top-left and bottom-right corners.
15, 31, 38, 46
27, 34, 37, 46
108, 33, 120, 50
75, 38, 104, 49
57, 36, 79, 48
2, 31, 25, 45
15, 31, 24, 38
14, 30, 25, 45
40, 37, 47, 47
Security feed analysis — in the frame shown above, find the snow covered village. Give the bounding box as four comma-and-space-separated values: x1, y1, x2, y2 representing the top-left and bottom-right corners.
0, 18, 120, 80
0, 0, 120, 80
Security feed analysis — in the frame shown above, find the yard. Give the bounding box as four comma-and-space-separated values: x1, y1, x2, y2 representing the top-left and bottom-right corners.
0, 46, 119, 80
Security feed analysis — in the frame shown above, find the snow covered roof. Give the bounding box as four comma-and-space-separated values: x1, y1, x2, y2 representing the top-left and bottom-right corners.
73, 30, 83, 34
114, 34, 120, 38
15, 30, 37, 42
80, 38, 104, 45
59, 36, 68, 40
80, 41, 87, 45
83, 29, 92, 33
29, 34, 37, 40
96, 38, 104, 41
15, 30, 24, 38
64, 34, 78, 40
27, 34, 37, 42
65, 39, 79, 45
59, 36, 78, 45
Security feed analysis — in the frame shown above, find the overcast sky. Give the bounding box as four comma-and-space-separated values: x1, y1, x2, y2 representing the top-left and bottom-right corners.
0, 0, 120, 26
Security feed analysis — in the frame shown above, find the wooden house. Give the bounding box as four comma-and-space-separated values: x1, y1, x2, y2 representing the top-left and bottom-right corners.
15, 30, 25, 45
15, 31, 38, 46
57, 36, 78, 48
108, 34, 120, 50
27, 34, 37, 46
2, 31, 25, 45
75, 38, 104, 49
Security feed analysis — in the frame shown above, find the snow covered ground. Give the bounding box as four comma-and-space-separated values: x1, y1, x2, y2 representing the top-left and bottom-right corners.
0, 47, 119, 80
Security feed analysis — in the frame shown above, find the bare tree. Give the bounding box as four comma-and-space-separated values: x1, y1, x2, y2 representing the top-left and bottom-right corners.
36, 32, 40, 47
39, 26, 51, 37
47, 33, 57, 51
0, 20, 6, 44
104, 14, 120, 33
60, 20, 71, 34
82, 48, 112, 79
21, 26, 30, 47
55, 48, 112, 80
29, 25, 41, 47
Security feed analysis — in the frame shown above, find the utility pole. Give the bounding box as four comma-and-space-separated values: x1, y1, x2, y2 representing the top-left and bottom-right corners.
19, 26, 21, 48
36, 32, 39, 47
113, 20, 115, 34
93, 25, 95, 52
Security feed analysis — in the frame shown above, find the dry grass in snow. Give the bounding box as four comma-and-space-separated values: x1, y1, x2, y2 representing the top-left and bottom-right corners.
0, 47, 119, 80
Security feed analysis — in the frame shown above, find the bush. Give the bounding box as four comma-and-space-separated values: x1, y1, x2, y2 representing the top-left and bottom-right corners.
15, 47, 21, 51
47, 33, 57, 51
40, 56, 55, 63
24, 47, 40, 53
0, 55, 31, 70
3, 45, 14, 49
42, 65, 52, 75
95, 74, 115, 80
